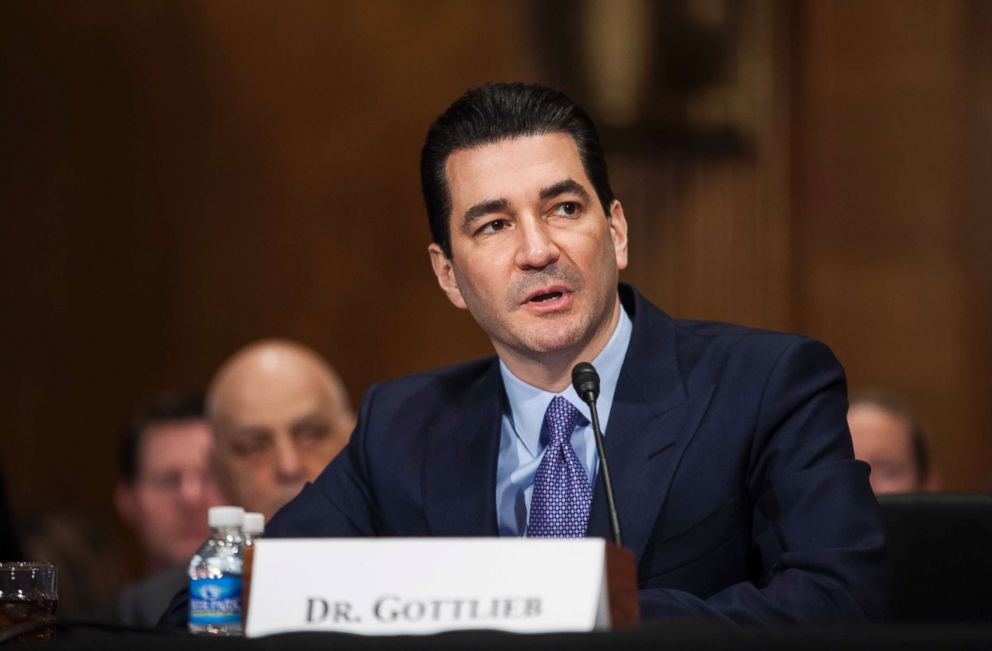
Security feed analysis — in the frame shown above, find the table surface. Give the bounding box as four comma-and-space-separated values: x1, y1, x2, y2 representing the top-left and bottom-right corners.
30, 620, 992, 651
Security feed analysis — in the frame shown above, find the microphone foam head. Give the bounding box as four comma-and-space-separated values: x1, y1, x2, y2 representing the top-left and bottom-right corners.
571, 362, 600, 402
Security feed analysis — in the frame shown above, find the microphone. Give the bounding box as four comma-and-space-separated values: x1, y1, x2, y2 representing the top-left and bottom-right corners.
572, 362, 599, 403
571, 362, 623, 548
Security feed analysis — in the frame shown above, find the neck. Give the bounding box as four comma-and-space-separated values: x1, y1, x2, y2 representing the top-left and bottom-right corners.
498, 300, 621, 392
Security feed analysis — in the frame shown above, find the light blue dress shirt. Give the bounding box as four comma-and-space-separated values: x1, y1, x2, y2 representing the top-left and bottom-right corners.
496, 306, 634, 536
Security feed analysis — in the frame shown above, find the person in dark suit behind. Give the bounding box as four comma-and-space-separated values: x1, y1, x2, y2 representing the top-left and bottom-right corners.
162, 83, 888, 627
848, 391, 941, 495
114, 391, 224, 627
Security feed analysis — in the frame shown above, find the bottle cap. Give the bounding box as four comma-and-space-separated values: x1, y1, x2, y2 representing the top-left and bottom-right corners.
243, 512, 265, 536
208, 506, 245, 528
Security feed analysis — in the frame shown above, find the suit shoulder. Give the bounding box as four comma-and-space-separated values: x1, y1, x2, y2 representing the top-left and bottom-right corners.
366, 356, 498, 404
670, 318, 840, 375
626, 284, 835, 362
673, 318, 820, 348
349, 356, 500, 451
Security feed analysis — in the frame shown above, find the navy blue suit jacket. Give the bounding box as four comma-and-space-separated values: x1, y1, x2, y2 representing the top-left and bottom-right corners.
263, 285, 888, 623
159, 285, 888, 627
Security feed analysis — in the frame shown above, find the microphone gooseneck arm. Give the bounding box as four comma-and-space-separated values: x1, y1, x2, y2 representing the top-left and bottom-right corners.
571, 362, 623, 548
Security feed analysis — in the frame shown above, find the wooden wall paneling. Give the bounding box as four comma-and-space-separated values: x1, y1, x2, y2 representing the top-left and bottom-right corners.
959, 0, 992, 490
0, 1, 530, 575
793, 0, 991, 490
617, 0, 793, 332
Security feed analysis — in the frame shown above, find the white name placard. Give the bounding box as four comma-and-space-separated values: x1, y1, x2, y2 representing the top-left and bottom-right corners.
245, 538, 612, 637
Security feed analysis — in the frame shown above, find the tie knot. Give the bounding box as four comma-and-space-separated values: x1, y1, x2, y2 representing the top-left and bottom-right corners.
542, 395, 581, 446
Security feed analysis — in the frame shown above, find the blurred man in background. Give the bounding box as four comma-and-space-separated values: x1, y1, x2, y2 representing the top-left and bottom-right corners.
113, 390, 224, 626
848, 392, 940, 494
207, 339, 355, 520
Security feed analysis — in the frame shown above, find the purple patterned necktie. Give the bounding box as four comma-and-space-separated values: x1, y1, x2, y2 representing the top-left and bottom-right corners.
526, 395, 592, 537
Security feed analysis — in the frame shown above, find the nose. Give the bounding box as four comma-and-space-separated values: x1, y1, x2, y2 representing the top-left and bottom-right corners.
273, 434, 303, 481
514, 216, 559, 270
178, 472, 206, 506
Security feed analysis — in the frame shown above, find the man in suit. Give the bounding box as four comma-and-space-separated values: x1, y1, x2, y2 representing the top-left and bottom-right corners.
114, 391, 225, 626
264, 83, 888, 622
162, 83, 887, 627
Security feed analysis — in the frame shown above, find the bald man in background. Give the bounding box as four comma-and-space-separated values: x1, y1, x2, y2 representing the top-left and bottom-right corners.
208, 340, 356, 519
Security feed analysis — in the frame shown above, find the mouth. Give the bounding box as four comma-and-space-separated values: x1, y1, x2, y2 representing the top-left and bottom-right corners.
522, 286, 572, 308
530, 291, 563, 303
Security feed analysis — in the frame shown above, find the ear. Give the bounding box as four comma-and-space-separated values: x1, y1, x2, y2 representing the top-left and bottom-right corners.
428, 243, 468, 310
337, 409, 357, 442
607, 200, 629, 271
113, 482, 138, 527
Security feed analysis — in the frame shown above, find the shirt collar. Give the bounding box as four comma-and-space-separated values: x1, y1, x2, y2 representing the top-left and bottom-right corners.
499, 303, 633, 456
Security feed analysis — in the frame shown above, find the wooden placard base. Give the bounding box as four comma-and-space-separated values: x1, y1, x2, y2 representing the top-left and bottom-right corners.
604, 543, 640, 628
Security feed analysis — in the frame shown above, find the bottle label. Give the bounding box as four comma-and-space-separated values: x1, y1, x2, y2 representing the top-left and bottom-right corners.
189, 576, 243, 625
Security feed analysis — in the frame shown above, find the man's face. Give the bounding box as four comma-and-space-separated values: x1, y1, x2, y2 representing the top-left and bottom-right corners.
211, 369, 351, 519
429, 133, 628, 368
115, 420, 223, 568
848, 404, 922, 494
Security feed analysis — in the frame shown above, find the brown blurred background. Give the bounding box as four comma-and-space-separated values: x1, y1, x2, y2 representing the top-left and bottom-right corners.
1, 0, 990, 578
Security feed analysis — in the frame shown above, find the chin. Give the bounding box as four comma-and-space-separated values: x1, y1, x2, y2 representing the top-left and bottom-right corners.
521, 323, 587, 355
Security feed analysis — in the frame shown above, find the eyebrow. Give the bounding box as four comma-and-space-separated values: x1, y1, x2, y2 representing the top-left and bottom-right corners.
461, 198, 511, 231
539, 178, 592, 202
226, 425, 271, 439
291, 413, 330, 428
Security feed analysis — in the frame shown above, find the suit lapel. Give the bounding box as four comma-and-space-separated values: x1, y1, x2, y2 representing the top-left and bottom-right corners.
423, 362, 502, 536
586, 286, 715, 564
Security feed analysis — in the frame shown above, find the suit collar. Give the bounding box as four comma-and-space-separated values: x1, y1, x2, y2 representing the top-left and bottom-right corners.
615, 283, 689, 416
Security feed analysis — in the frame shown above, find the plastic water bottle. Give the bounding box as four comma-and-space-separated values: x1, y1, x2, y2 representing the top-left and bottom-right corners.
188, 506, 245, 635
241, 511, 265, 629
242, 512, 265, 546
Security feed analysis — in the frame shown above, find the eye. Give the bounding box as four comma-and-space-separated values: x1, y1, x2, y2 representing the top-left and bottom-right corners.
477, 219, 508, 235
231, 435, 270, 457
293, 423, 329, 444
553, 202, 581, 217
146, 472, 182, 492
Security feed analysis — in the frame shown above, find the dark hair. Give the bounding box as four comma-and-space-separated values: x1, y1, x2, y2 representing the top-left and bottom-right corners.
849, 391, 931, 484
420, 82, 615, 258
118, 390, 206, 484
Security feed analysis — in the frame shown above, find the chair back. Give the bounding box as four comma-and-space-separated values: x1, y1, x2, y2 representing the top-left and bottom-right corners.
878, 493, 992, 622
